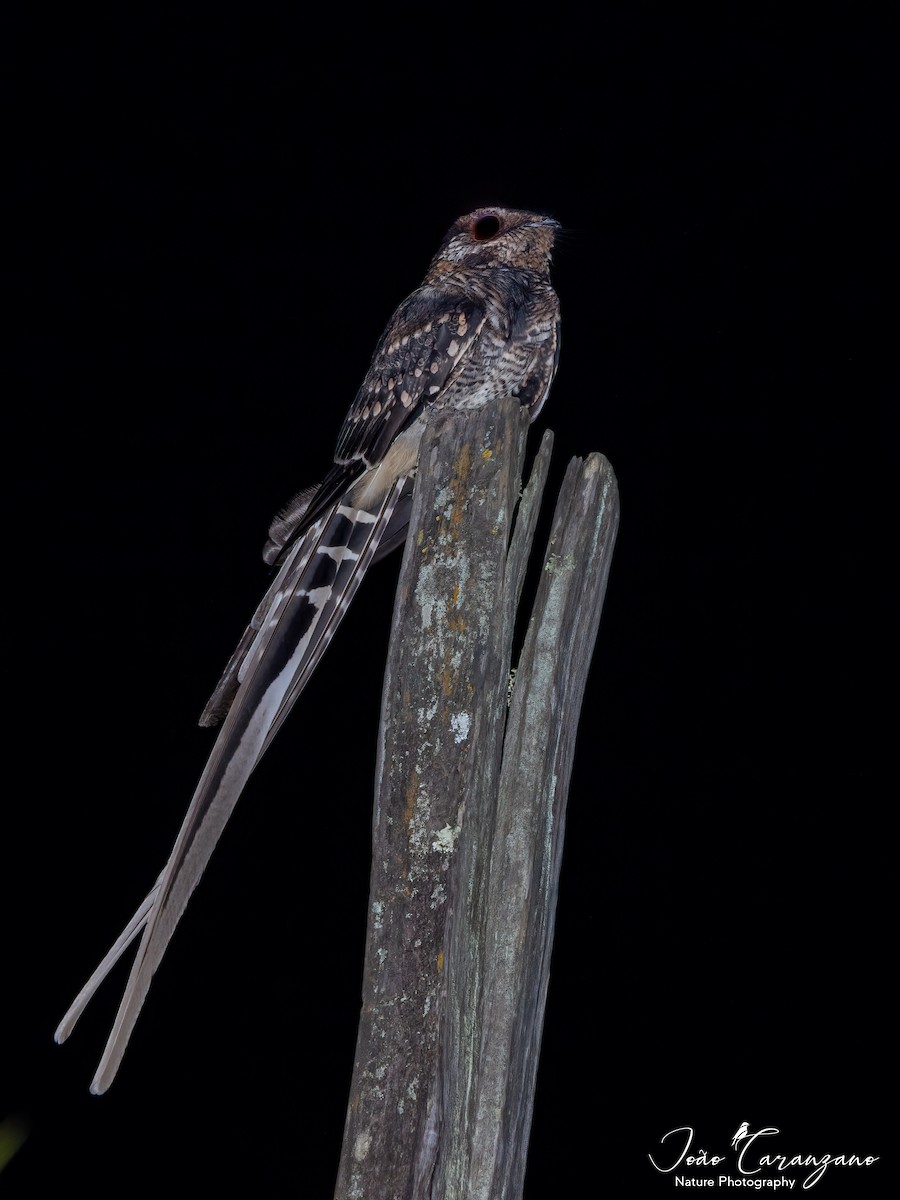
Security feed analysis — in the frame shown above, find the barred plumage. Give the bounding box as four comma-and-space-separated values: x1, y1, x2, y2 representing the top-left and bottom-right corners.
55, 206, 561, 1092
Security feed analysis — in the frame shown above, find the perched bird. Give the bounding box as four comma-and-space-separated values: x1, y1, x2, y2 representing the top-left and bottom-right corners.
55, 206, 561, 1093
732, 1123, 750, 1150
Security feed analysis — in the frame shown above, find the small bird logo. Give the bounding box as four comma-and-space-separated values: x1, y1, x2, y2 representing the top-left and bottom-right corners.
732, 1122, 751, 1150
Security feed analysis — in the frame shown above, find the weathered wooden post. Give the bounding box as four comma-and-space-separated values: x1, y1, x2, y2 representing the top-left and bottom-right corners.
334, 396, 619, 1199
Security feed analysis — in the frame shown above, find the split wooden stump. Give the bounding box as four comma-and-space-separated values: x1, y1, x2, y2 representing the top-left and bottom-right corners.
335, 396, 619, 1199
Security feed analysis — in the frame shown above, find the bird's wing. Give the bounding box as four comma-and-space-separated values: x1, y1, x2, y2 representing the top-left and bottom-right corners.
197, 289, 486, 726
266, 289, 487, 564
56, 477, 408, 1092
334, 287, 486, 465
196, 290, 487, 729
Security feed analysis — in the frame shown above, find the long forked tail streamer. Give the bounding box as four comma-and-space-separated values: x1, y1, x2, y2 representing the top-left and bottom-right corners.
56, 477, 409, 1093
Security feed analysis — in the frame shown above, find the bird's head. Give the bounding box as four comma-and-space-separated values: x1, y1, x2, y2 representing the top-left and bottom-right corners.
430, 207, 560, 274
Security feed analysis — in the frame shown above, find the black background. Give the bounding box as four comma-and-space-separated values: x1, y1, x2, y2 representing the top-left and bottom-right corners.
3, 7, 892, 1196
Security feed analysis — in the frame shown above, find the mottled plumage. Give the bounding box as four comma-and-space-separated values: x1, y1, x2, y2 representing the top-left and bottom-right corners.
55, 206, 561, 1092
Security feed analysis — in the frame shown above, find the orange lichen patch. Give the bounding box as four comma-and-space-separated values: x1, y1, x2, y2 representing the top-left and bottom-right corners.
450, 582, 459, 607
448, 504, 464, 540
437, 949, 444, 973
446, 443, 472, 539
403, 768, 420, 827
448, 613, 467, 633
441, 666, 454, 695
482, 448, 493, 461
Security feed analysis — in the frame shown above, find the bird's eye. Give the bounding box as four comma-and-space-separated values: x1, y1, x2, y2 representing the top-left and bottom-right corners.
472, 214, 501, 241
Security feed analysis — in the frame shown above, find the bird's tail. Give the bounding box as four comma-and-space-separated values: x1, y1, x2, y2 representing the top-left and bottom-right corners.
55, 476, 409, 1093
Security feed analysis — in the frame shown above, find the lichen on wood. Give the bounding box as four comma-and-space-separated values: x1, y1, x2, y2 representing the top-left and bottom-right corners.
334, 396, 619, 1199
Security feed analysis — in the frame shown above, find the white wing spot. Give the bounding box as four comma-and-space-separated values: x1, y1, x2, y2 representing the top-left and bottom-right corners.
338, 504, 377, 523
447, 339, 459, 357
319, 545, 360, 564
302, 585, 333, 608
